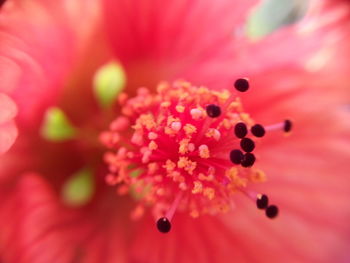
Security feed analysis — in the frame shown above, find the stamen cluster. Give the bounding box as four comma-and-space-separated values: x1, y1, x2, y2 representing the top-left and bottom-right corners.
101, 80, 287, 223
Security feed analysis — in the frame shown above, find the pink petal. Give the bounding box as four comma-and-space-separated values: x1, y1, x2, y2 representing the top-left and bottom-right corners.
0, 93, 17, 124
0, 174, 128, 263
102, 0, 258, 90
0, 174, 76, 262
0, 0, 101, 126
0, 93, 17, 154
0, 120, 17, 154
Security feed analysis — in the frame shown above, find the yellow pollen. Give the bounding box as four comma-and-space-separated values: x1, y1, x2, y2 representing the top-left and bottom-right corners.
217, 90, 230, 102
226, 168, 247, 188
177, 157, 197, 174
179, 138, 191, 154
163, 159, 176, 172
160, 101, 171, 108
137, 113, 156, 130
184, 124, 197, 136
249, 169, 267, 183
176, 105, 185, 113
198, 144, 210, 158
167, 116, 180, 126
148, 140, 158, 150
228, 101, 242, 111
156, 81, 170, 93
172, 173, 185, 183
198, 173, 214, 181
226, 167, 238, 179
240, 113, 254, 126
219, 118, 233, 130
164, 127, 176, 136
205, 128, 221, 141
203, 187, 215, 200
192, 181, 203, 194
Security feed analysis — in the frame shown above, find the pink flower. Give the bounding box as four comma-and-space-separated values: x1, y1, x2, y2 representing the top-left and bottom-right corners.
1, 0, 350, 262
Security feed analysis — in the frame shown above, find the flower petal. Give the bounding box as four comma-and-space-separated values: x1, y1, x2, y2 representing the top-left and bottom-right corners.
0, 174, 128, 263
0, 120, 17, 154
0, 93, 17, 154
102, 0, 259, 90
0, 0, 101, 126
0, 93, 17, 124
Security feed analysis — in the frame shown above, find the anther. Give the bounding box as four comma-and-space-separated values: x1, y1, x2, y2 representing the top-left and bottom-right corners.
256, 194, 269, 209
265, 205, 279, 219
241, 153, 256, 167
234, 78, 249, 92
234, 122, 248, 138
284, 120, 292, 132
206, 104, 221, 118
156, 217, 172, 233
251, 124, 265, 138
240, 138, 255, 153
229, 149, 244, 164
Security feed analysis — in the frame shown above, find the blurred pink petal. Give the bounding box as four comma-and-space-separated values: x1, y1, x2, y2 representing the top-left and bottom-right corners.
0, 0, 101, 126
0, 173, 127, 263
0, 93, 17, 154
102, 0, 259, 90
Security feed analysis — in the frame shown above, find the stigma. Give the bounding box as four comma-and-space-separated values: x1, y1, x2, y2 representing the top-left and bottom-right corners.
101, 80, 291, 232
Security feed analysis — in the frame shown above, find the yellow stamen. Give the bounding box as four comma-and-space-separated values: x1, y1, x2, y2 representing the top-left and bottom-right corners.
179, 138, 191, 154
148, 141, 158, 150
184, 124, 197, 136
176, 105, 185, 113
163, 159, 176, 172
192, 181, 203, 194
203, 187, 215, 200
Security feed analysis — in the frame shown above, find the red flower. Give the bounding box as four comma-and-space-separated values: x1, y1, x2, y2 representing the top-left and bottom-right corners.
0, 0, 350, 262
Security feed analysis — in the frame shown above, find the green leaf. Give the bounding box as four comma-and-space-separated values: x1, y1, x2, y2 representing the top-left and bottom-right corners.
93, 61, 126, 108
41, 107, 76, 141
61, 168, 94, 206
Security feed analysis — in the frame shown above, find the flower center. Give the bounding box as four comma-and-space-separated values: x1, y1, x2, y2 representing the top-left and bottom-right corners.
101, 79, 292, 233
